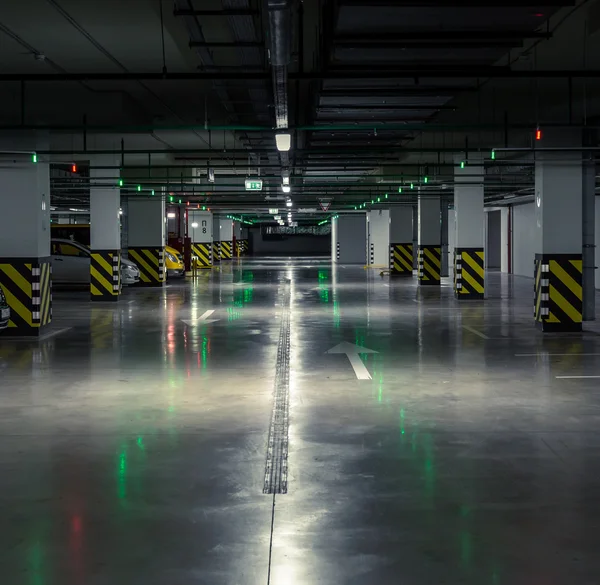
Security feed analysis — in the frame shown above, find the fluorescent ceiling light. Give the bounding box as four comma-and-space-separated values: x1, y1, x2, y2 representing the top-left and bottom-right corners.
191, 222, 198, 228
167, 212, 176, 218
275, 132, 291, 152
286, 199, 292, 206
282, 174, 290, 186
282, 184, 291, 194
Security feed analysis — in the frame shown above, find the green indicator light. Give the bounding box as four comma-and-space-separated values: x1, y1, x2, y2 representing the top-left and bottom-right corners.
398, 187, 402, 193
424, 176, 428, 183
385, 193, 388, 199
202, 206, 206, 210
32, 153, 37, 163
491, 150, 496, 160
178, 199, 182, 204
371, 199, 374, 204
354, 206, 357, 210
410, 183, 414, 189
460, 161, 465, 169
151, 189, 155, 196
119, 179, 124, 187
169, 196, 173, 202
377, 197, 381, 202
137, 185, 141, 192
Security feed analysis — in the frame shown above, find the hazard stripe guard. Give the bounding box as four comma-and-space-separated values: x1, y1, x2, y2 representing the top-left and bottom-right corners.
454, 248, 484, 299
221, 241, 233, 260
0, 257, 52, 335
91, 250, 120, 301
213, 241, 221, 263
128, 247, 165, 286
191, 243, 212, 268
534, 253, 582, 332
417, 246, 441, 285
390, 243, 413, 276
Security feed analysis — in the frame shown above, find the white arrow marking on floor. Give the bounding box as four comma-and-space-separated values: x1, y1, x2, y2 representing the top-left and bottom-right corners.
182, 310, 220, 326
326, 342, 378, 380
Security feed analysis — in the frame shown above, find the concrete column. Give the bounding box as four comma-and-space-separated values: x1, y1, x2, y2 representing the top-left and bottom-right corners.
332, 216, 339, 263
217, 216, 234, 260
189, 210, 213, 268
412, 206, 418, 270
0, 132, 52, 336
534, 130, 583, 332
441, 201, 449, 277
389, 207, 413, 276
454, 154, 485, 299
335, 215, 367, 264
212, 215, 221, 263
233, 221, 242, 257
418, 195, 441, 285
367, 209, 390, 267
582, 158, 595, 321
90, 155, 121, 301
500, 208, 510, 273
128, 196, 166, 286
240, 226, 249, 256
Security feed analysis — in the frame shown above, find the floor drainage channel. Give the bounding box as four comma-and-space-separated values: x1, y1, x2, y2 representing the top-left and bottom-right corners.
263, 281, 291, 495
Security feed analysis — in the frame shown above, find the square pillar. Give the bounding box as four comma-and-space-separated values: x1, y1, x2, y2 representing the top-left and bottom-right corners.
418, 196, 441, 285
389, 207, 413, 276
534, 131, 583, 332
189, 210, 213, 269
367, 209, 390, 267
0, 132, 52, 336
90, 155, 121, 301
335, 215, 367, 264
454, 154, 485, 299
218, 217, 234, 260
128, 196, 166, 287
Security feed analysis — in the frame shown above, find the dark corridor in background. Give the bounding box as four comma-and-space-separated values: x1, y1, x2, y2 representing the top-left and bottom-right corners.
249, 228, 331, 256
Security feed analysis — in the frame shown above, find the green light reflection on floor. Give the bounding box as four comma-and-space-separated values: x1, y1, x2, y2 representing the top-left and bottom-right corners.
27, 540, 44, 585
117, 447, 127, 501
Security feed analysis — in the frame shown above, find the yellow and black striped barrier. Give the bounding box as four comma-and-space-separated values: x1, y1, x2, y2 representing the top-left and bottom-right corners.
390, 243, 413, 276
91, 250, 120, 301
454, 248, 484, 299
417, 246, 441, 285
191, 243, 212, 269
128, 247, 166, 286
221, 241, 233, 260
0, 257, 52, 336
213, 241, 221, 263
534, 253, 583, 332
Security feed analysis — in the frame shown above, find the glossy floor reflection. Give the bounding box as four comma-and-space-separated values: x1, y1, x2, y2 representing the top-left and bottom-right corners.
1, 258, 600, 584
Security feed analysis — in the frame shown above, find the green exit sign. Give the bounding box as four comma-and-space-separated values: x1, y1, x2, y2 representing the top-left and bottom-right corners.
245, 179, 263, 191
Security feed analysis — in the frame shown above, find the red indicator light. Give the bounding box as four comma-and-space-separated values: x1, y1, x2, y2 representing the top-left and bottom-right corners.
535, 129, 542, 141
71, 164, 77, 172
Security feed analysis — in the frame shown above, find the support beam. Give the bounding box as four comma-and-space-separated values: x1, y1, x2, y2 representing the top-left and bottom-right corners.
174, 9, 258, 16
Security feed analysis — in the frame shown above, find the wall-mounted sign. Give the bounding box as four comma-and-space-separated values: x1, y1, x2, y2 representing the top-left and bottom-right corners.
245, 179, 263, 191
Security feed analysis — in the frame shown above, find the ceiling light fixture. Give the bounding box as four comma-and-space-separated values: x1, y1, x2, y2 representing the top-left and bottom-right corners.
167, 212, 176, 219
275, 131, 291, 152
286, 199, 292, 207
191, 222, 198, 228
282, 184, 291, 194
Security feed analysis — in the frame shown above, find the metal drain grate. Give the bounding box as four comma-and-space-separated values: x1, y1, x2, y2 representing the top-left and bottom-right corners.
263, 285, 291, 494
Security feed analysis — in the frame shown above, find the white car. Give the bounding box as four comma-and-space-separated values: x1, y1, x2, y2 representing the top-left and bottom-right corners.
51, 239, 140, 285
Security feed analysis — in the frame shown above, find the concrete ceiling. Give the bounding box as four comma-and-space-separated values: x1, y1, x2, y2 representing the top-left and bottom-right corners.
0, 0, 597, 217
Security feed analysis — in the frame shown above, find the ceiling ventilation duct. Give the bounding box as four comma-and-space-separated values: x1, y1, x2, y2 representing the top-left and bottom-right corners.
267, 0, 293, 167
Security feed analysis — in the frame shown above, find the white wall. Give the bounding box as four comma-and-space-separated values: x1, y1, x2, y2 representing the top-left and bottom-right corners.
512, 203, 536, 278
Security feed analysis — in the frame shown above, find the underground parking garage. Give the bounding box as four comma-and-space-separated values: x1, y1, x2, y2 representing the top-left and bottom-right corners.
2, 0, 600, 582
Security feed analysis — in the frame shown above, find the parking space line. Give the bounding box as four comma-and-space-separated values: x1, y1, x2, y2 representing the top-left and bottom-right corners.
463, 325, 490, 340
516, 353, 600, 357
556, 375, 600, 379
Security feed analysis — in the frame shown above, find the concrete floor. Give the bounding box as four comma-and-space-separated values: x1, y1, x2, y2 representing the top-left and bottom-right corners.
1, 257, 600, 585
